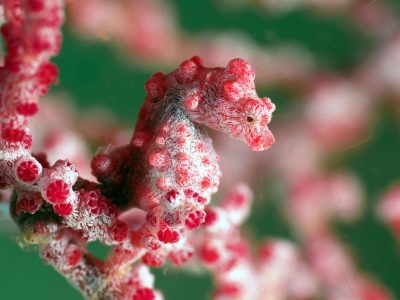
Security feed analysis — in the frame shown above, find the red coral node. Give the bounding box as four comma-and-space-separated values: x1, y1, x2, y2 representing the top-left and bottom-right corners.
204, 207, 218, 226
15, 157, 41, 183
54, 202, 73, 216
132, 288, 155, 300
2, 126, 27, 144
200, 245, 220, 264
157, 227, 180, 244
65, 245, 82, 268
110, 220, 129, 242
45, 179, 70, 204
37, 62, 59, 86
215, 283, 241, 297
185, 210, 205, 229
30, 31, 53, 53
169, 249, 194, 266
142, 252, 165, 267
165, 190, 180, 203
16, 192, 43, 214
16, 102, 39, 116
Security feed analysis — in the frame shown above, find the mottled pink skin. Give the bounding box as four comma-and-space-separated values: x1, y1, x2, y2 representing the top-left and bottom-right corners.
134, 58, 272, 236
92, 56, 275, 251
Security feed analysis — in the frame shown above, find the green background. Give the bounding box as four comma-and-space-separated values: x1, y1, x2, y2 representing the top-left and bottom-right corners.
1, 1, 400, 299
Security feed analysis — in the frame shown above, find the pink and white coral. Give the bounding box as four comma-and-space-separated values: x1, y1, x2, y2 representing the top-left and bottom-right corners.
0, 1, 396, 300
0, 1, 277, 299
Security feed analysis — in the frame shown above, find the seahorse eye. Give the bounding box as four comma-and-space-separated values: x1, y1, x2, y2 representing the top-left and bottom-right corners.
246, 116, 254, 123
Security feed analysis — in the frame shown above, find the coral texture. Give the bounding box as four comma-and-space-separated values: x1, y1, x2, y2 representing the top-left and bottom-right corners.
0, 1, 276, 299
1, 1, 396, 300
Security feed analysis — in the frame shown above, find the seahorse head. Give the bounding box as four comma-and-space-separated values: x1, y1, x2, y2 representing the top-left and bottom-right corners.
186, 57, 276, 151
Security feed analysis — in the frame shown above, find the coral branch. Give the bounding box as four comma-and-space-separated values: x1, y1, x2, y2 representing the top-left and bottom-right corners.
0, 1, 275, 299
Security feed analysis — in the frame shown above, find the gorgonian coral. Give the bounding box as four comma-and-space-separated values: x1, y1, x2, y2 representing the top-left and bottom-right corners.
0, 1, 276, 299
